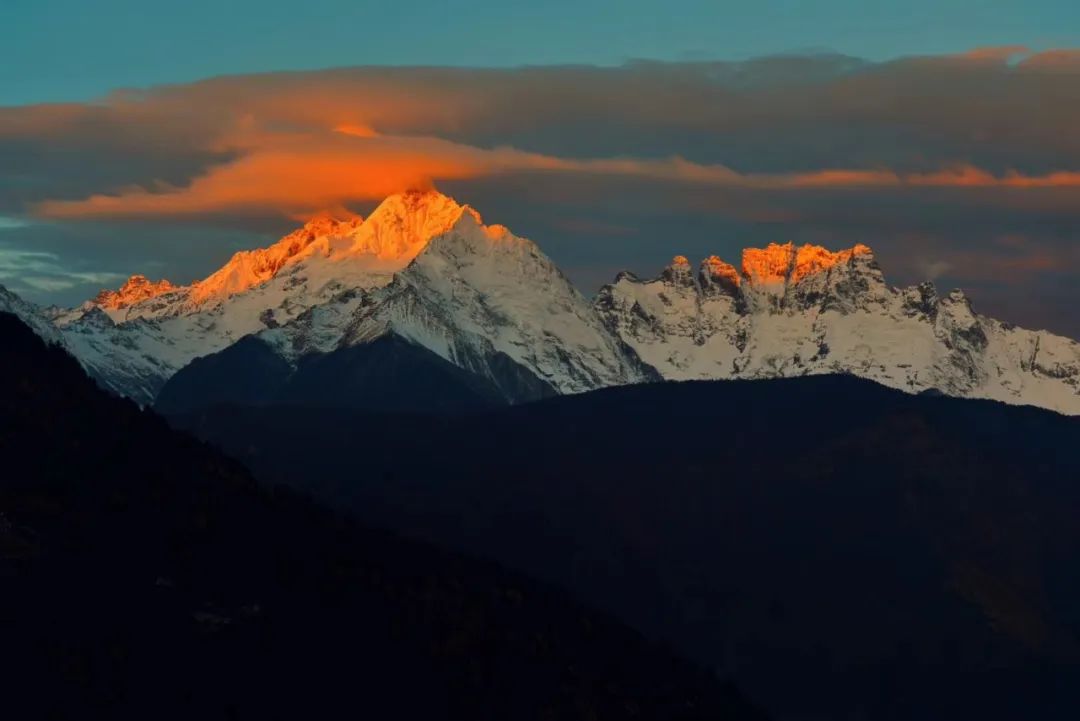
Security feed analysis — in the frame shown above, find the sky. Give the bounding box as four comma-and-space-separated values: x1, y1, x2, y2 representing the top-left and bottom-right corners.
2, 1, 1080, 336
4, 0, 1079, 104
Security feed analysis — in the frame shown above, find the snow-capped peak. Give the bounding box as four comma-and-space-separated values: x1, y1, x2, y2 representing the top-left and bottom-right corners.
342, 189, 476, 260
183, 190, 469, 307
94, 275, 178, 310
53, 190, 491, 403
595, 243, 1080, 414
788, 243, 874, 284
737, 241, 876, 286
260, 202, 656, 398
741, 242, 799, 285
1, 284, 66, 347
300, 209, 363, 237
699, 256, 742, 298
661, 255, 695, 287
189, 211, 366, 306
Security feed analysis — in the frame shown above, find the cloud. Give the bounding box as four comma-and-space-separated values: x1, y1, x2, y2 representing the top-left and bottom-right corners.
34, 134, 527, 219
0, 216, 29, 230
3, 49, 1080, 336
170, 51, 1069, 176
0, 50, 1078, 226
30, 139, 1080, 222
1019, 49, 1080, 70
917, 259, 953, 280
0, 245, 126, 295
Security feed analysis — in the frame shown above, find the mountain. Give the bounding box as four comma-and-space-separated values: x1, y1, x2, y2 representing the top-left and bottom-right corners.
155, 192, 653, 412
595, 244, 1080, 414
93, 273, 178, 309
1, 283, 66, 346
170, 377, 1080, 721
155, 333, 511, 414
49, 194, 464, 403
0, 310, 766, 721
9, 190, 1079, 414
52, 190, 652, 406
5, 284, 180, 402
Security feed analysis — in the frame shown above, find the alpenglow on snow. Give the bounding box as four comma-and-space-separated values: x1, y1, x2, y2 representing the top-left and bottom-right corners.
3, 190, 1078, 414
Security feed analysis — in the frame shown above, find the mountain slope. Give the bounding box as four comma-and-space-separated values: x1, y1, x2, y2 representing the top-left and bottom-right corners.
155, 333, 510, 415
595, 243, 1080, 414
52, 193, 474, 403
54, 190, 651, 405
1, 283, 65, 346
155, 198, 652, 411
171, 379, 1080, 721
258, 208, 656, 395
0, 310, 765, 721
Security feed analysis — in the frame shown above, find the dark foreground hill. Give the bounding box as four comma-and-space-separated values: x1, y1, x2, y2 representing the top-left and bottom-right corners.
171, 374, 1080, 721
0, 312, 764, 721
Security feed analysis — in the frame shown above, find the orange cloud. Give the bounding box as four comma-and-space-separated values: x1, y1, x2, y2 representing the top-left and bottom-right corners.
334, 123, 379, 138
9, 51, 1080, 222
779, 169, 901, 188
1018, 49, 1080, 70
35, 133, 573, 219
33, 114, 1080, 223
575, 161, 1080, 191
779, 166, 1080, 189
958, 46, 1030, 63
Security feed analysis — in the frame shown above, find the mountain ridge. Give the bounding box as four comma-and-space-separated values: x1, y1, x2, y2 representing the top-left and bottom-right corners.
0, 309, 766, 721
5, 189, 1080, 414
168, 373, 1080, 721
595, 243, 1080, 414
159, 204, 653, 409
46, 191, 483, 403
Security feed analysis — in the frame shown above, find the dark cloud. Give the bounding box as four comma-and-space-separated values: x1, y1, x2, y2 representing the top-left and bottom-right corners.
1, 50, 1079, 336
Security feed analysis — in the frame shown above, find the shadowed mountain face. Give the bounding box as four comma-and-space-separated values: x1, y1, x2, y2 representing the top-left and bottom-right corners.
154, 333, 524, 415
0, 312, 765, 721
170, 376, 1080, 721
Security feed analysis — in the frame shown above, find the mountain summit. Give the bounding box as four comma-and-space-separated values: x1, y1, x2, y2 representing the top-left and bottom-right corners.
156, 199, 656, 413
93, 190, 469, 322
94, 274, 177, 310
187, 190, 471, 308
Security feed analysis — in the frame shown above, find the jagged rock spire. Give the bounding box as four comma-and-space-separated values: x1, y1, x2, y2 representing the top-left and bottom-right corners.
94, 275, 177, 310
699, 256, 741, 298
660, 255, 695, 287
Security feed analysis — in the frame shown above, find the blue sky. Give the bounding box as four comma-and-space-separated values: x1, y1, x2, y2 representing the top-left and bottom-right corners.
3, 0, 1078, 104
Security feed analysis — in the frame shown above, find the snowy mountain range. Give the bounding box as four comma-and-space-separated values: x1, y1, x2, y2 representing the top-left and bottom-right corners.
595, 245, 1080, 414
3, 189, 1079, 414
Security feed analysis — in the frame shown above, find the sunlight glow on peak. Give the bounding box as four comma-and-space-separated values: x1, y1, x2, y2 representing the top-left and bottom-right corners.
740, 242, 874, 284
94, 275, 177, 310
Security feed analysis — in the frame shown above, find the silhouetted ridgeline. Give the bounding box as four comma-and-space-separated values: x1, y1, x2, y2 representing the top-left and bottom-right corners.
171, 374, 1080, 721
0, 312, 764, 721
